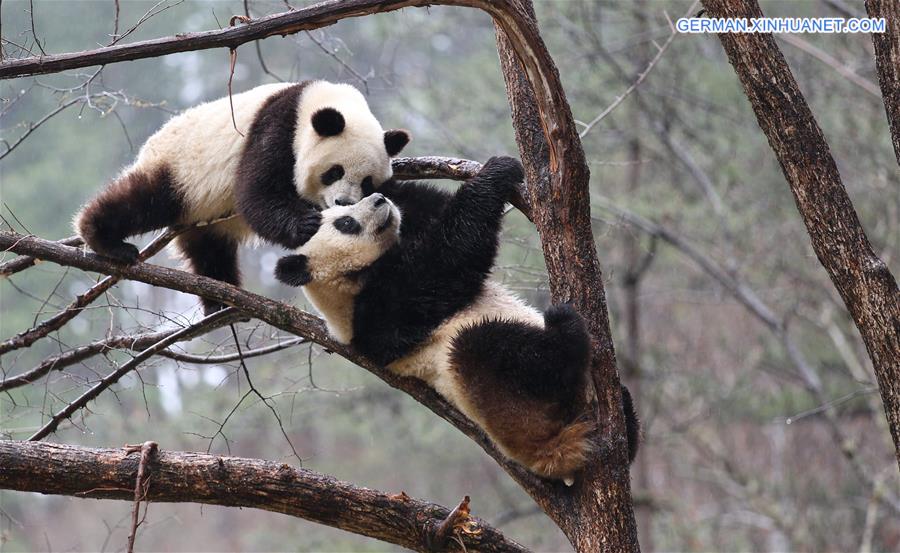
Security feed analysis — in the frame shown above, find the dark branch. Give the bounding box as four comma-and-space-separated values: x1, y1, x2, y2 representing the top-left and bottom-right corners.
0, 440, 527, 553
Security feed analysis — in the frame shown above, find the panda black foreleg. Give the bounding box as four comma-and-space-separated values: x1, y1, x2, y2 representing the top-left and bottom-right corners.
174, 228, 241, 315
412, 156, 523, 279
76, 165, 183, 263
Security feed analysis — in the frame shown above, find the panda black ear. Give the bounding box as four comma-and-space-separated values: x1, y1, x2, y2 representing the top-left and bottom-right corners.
275, 255, 312, 287
311, 108, 345, 137
384, 129, 410, 157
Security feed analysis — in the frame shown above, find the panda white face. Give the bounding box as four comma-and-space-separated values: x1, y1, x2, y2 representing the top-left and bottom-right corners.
297, 193, 401, 280
294, 101, 409, 209
304, 142, 394, 208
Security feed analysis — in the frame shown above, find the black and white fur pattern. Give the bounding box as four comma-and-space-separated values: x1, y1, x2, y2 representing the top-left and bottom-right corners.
275, 157, 640, 482
75, 81, 410, 313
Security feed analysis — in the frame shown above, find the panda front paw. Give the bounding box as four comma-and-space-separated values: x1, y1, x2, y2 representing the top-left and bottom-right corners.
285, 211, 323, 249
479, 156, 524, 198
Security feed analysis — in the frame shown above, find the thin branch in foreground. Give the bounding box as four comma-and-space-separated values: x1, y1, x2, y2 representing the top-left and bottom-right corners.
124, 441, 158, 553
0, 440, 528, 553
28, 308, 244, 441
0, 228, 178, 357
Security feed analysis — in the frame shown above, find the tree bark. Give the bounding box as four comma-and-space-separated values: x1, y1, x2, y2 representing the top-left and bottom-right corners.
701, 0, 900, 471
494, 3, 639, 552
866, 0, 900, 166
0, 440, 526, 553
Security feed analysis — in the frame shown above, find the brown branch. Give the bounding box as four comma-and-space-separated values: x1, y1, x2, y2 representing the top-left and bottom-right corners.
0, 0, 464, 80
0, 235, 82, 277
124, 441, 157, 553
866, 0, 900, 166
0, 440, 527, 553
392, 156, 532, 221
0, 230, 544, 492
702, 0, 900, 470
494, 3, 638, 552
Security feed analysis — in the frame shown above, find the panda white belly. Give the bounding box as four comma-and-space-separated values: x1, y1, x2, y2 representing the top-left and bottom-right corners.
131, 83, 293, 238
388, 280, 543, 407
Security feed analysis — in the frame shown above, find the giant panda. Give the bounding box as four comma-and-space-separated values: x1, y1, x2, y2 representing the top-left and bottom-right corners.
274, 156, 639, 482
75, 80, 410, 314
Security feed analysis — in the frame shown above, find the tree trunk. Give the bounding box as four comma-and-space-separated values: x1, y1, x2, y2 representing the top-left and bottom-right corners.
866, 0, 900, 166
702, 0, 900, 470
494, 3, 640, 552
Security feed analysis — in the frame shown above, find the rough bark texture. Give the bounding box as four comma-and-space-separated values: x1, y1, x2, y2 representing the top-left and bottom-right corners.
0, 441, 526, 553
702, 0, 900, 470
866, 0, 900, 166
494, 3, 639, 552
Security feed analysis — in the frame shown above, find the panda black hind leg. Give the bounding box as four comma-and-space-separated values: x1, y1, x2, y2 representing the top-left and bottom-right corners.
174, 227, 240, 315
76, 165, 183, 263
448, 304, 594, 481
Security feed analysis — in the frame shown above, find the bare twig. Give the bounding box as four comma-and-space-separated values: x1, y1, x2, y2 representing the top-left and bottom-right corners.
0, 315, 243, 393
28, 308, 244, 441
124, 441, 158, 553
577, 3, 694, 139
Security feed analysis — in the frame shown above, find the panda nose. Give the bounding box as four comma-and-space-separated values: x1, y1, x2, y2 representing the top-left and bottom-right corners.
334, 195, 354, 206
372, 193, 386, 207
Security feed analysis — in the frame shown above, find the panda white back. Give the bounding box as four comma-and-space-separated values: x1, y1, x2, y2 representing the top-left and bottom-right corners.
137, 83, 293, 227
74, 80, 410, 315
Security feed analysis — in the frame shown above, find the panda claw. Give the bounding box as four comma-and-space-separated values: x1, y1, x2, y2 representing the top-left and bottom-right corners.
563, 477, 575, 487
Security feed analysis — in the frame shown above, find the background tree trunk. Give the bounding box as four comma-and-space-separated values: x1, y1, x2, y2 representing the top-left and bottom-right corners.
702, 0, 900, 470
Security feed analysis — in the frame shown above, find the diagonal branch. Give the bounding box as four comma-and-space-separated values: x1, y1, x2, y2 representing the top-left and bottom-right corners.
865, 0, 900, 166
702, 0, 900, 471
28, 308, 245, 441
0, 440, 527, 553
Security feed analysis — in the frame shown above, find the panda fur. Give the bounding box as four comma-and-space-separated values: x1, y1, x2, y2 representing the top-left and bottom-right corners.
275, 156, 640, 482
74, 80, 410, 314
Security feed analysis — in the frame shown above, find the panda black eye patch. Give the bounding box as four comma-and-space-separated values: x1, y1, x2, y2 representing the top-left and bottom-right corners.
361, 176, 374, 196
333, 215, 362, 235
321, 165, 345, 186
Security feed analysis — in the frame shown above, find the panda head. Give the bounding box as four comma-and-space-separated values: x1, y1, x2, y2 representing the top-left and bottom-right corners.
274, 192, 402, 287
295, 103, 410, 209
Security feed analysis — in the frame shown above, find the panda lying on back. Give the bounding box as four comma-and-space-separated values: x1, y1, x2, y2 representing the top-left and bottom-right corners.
275, 156, 639, 482
75, 81, 409, 314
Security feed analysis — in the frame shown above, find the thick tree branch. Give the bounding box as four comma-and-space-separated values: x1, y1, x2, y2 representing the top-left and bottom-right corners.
0, 440, 527, 553
865, 0, 900, 166
702, 0, 900, 470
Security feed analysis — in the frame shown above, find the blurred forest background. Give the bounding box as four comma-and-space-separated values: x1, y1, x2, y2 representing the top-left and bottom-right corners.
1, 0, 898, 551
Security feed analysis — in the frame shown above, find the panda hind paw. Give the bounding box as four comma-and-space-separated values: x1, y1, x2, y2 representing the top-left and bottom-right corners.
100, 242, 140, 264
